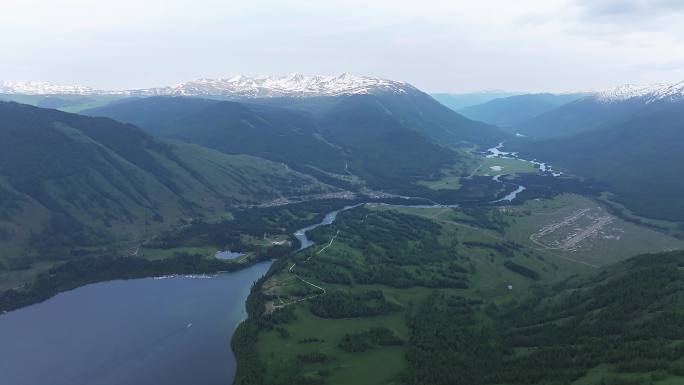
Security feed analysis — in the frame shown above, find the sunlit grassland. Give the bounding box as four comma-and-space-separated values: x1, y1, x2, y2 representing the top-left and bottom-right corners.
416, 153, 538, 191
257, 305, 408, 385
383, 194, 684, 268
475, 156, 538, 176
501, 194, 684, 267
255, 205, 590, 384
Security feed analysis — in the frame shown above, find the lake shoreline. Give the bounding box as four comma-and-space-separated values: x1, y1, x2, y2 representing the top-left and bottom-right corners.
0, 262, 273, 385
0, 186, 583, 384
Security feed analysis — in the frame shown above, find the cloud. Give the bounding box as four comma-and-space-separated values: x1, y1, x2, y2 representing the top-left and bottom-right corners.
568, 0, 684, 31
575, 0, 684, 19
1, 0, 683, 92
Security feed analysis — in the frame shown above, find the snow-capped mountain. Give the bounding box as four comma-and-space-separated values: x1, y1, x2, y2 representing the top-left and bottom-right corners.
594, 81, 684, 104
131, 73, 413, 98
0, 81, 98, 95
0, 73, 414, 98
516, 80, 684, 139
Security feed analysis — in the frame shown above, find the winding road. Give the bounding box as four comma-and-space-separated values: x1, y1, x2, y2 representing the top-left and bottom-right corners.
273, 228, 342, 309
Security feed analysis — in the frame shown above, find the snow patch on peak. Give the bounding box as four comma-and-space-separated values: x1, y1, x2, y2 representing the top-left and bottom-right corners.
0, 74, 414, 99
594, 82, 684, 104
129, 73, 413, 98
594, 84, 665, 103
0, 81, 97, 95
647, 81, 684, 103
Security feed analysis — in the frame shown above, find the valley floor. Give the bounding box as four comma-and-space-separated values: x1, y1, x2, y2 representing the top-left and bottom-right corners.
235, 196, 684, 385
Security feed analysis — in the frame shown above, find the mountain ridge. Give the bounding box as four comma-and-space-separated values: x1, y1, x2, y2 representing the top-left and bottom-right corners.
0, 73, 414, 99
458, 93, 586, 128
511, 101, 684, 221
514, 84, 684, 139
593, 81, 684, 104
0, 101, 330, 259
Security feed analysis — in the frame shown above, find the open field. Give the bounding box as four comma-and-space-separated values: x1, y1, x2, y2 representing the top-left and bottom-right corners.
416, 173, 463, 190
529, 207, 615, 252
253, 205, 592, 384
387, 195, 684, 268
0, 262, 54, 291
257, 305, 408, 385
501, 194, 684, 267
416, 163, 466, 190
475, 156, 538, 176
243, 203, 684, 385
417, 153, 540, 192
139, 246, 220, 260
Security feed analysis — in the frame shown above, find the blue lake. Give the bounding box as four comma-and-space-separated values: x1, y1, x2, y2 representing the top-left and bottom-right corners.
0, 262, 271, 385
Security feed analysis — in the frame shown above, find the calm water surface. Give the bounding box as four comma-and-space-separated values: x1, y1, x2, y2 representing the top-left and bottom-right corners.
0, 262, 271, 385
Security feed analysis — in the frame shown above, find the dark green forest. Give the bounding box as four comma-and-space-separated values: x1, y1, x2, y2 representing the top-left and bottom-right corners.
0, 101, 327, 262
511, 102, 684, 222
406, 251, 684, 385
84, 95, 509, 201
233, 205, 684, 385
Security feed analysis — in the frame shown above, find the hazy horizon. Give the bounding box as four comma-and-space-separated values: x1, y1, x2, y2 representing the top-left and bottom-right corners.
0, 73, 599, 95
3, 0, 684, 93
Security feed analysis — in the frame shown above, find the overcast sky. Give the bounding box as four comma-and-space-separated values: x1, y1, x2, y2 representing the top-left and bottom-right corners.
2, 0, 684, 92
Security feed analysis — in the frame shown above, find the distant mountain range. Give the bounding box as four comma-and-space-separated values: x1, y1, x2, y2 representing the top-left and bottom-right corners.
0, 73, 413, 98
0, 74, 510, 263
430, 91, 520, 111
514, 82, 684, 139
507, 81, 684, 221
458, 93, 587, 128
10, 74, 683, 223
593, 82, 684, 104
84, 88, 504, 197
434, 82, 684, 133
437, 81, 684, 221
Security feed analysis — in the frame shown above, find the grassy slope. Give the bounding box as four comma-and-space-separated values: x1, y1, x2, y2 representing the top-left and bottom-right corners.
500, 194, 684, 267
513, 104, 684, 221
84, 97, 349, 174
458, 93, 584, 128
364, 91, 506, 147
0, 93, 123, 113
317, 95, 462, 191
513, 97, 650, 139
0, 199, 355, 311
245, 206, 589, 385
415, 152, 537, 200
85, 95, 508, 200
0, 102, 330, 279
239, 201, 684, 385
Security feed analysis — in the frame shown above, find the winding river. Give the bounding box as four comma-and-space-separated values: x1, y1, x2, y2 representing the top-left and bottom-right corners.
0, 206, 358, 385
0, 144, 555, 385
485, 142, 560, 202
294, 204, 362, 250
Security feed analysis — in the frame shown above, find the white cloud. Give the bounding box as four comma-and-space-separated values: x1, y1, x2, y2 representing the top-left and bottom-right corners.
1, 0, 683, 92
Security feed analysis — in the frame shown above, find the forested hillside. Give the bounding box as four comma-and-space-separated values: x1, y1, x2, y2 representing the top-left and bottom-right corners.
513, 104, 684, 221
316, 95, 460, 190
86, 97, 348, 173
459, 93, 584, 128
234, 205, 684, 385
514, 96, 682, 139
85, 94, 504, 197
0, 102, 329, 263
406, 250, 684, 385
